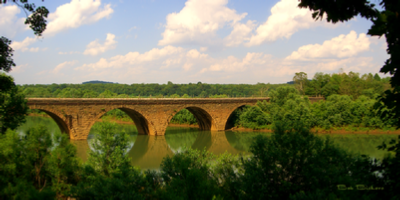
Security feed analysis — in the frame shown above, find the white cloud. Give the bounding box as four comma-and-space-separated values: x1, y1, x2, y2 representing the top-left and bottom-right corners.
76, 46, 193, 70
83, 33, 117, 56
182, 63, 193, 71
53, 60, 78, 73
286, 31, 370, 60
158, 0, 247, 46
200, 47, 208, 52
58, 51, 80, 55
128, 26, 139, 32
10, 64, 28, 74
9, 37, 46, 52
200, 52, 270, 73
29, 47, 39, 52
246, 0, 334, 46
224, 20, 256, 47
10, 37, 36, 52
45, 0, 114, 36
0, 5, 28, 37
72, 43, 383, 84
280, 57, 377, 77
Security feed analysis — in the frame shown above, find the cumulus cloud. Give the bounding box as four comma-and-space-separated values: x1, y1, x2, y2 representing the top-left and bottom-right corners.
224, 20, 256, 47
45, 0, 114, 36
9, 37, 46, 52
10, 37, 37, 52
76, 45, 190, 70
246, 0, 334, 46
200, 47, 208, 52
53, 60, 78, 73
286, 31, 370, 60
5, 0, 113, 53
72, 42, 383, 84
0, 5, 28, 37
200, 52, 270, 73
10, 64, 28, 74
83, 33, 117, 56
280, 57, 377, 76
158, 0, 247, 46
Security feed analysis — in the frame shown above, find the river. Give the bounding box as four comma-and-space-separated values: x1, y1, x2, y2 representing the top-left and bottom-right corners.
17, 116, 398, 169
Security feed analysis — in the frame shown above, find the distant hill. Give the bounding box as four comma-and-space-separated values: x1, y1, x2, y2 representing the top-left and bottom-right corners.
82, 80, 117, 84
286, 81, 295, 84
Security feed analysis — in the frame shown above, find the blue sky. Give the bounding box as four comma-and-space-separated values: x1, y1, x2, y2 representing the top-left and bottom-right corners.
1, 0, 389, 85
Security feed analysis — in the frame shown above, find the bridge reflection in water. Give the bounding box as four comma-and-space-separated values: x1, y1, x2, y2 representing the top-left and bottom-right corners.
129, 131, 243, 169
73, 127, 245, 169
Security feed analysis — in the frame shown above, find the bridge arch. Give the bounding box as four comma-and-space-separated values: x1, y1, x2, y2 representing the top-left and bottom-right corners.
224, 104, 247, 130
32, 108, 70, 136
93, 107, 153, 135
167, 106, 216, 131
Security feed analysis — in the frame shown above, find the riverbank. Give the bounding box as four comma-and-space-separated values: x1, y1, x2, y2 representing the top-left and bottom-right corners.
28, 114, 400, 135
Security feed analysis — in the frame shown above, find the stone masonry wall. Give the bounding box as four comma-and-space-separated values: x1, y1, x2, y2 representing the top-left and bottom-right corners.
27, 97, 324, 140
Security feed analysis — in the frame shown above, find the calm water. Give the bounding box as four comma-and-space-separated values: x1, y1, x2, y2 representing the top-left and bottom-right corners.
17, 116, 399, 169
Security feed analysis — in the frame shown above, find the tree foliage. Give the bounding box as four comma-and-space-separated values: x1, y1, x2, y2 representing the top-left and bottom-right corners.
0, 126, 81, 199
293, 72, 308, 95
0, 73, 28, 134
87, 122, 131, 177
298, 0, 400, 127
240, 122, 380, 199
0, 0, 49, 134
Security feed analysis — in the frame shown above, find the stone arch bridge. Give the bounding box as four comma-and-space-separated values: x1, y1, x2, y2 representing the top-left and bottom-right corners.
27, 97, 323, 140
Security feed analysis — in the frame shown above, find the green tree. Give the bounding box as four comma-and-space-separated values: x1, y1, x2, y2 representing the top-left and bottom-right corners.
240, 122, 380, 199
159, 148, 221, 199
181, 93, 190, 98
312, 72, 331, 96
0, 1, 49, 134
258, 86, 313, 128
82, 89, 99, 98
237, 105, 269, 129
297, 0, 400, 127
0, 126, 81, 198
293, 72, 308, 95
71, 122, 159, 199
87, 122, 131, 177
374, 73, 382, 81
0, 73, 28, 134
98, 90, 117, 98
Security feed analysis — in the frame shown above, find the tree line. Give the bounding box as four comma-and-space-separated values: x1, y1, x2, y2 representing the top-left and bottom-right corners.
20, 81, 278, 98
17, 71, 390, 99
